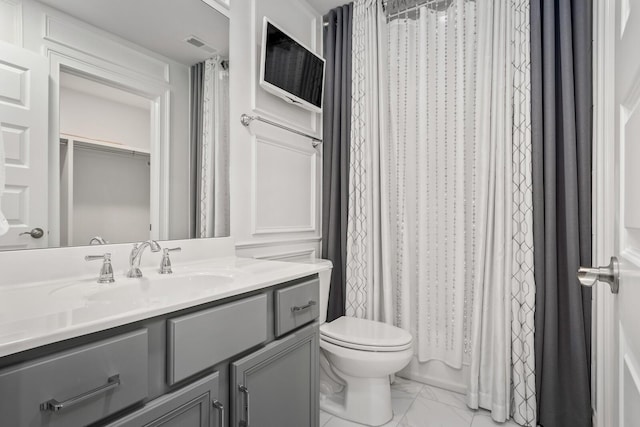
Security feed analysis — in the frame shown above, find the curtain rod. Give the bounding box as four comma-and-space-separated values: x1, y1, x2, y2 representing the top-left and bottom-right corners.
240, 114, 322, 148
384, 0, 467, 18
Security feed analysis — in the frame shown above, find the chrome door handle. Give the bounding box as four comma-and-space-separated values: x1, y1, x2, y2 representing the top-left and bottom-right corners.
40, 374, 120, 412
238, 385, 250, 427
212, 399, 224, 427
577, 256, 619, 294
291, 300, 317, 313
19, 227, 44, 239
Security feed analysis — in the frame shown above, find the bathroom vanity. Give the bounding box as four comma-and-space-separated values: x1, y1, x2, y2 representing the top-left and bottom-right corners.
0, 238, 326, 427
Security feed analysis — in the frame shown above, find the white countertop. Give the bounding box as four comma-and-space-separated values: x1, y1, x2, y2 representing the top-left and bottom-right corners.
0, 255, 330, 358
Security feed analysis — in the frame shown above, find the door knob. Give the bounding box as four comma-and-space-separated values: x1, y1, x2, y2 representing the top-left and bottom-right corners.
577, 256, 619, 294
19, 227, 45, 239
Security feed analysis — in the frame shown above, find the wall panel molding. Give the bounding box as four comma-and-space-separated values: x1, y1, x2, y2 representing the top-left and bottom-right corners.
236, 236, 321, 250
253, 248, 317, 262
251, 134, 318, 235
230, 0, 323, 258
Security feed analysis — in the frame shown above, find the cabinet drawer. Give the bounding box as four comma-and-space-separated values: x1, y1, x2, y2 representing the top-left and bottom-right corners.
0, 329, 148, 427
274, 278, 319, 337
106, 372, 220, 427
167, 294, 268, 385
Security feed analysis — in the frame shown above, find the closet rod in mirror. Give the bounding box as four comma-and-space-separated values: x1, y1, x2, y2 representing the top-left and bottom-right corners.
240, 114, 322, 148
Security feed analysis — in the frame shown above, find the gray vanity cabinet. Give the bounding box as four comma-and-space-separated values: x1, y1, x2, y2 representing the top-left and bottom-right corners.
105, 372, 221, 427
0, 274, 320, 427
231, 323, 319, 427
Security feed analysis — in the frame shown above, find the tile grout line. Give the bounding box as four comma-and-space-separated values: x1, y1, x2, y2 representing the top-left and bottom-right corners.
319, 409, 332, 427
420, 384, 478, 414
394, 383, 425, 426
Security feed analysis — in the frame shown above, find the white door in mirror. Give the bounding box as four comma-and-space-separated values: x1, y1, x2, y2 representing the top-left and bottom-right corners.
0, 127, 7, 236
0, 43, 48, 249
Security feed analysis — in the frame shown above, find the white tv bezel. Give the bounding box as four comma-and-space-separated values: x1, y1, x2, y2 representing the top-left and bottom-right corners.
259, 17, 325, 114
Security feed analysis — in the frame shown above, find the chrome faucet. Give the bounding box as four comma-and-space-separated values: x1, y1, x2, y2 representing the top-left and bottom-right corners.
127, 240, 161, 278
89, 236, 108, 245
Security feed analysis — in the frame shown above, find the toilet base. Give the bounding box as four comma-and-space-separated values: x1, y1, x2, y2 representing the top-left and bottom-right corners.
320, 373, 393, 426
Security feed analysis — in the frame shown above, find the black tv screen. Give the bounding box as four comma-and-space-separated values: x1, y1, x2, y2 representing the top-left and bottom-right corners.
262, 22, 324, 110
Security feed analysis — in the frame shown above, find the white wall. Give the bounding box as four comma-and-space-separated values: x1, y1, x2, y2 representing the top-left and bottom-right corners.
59, 87, 150, 151
0, 0, 192, 241
229, 0, 323, 260
72, 148, 150, 245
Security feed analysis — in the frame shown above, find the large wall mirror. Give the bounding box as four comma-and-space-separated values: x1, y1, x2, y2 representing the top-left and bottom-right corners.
0, 0, 230, 251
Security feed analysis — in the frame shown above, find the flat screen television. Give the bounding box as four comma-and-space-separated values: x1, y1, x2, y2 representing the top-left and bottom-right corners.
260, 18, 325, 113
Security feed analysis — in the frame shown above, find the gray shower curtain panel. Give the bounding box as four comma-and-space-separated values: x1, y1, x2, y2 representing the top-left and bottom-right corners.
322, 3, 353, 322
190, 62, 204, 239
531, 1, 593, 426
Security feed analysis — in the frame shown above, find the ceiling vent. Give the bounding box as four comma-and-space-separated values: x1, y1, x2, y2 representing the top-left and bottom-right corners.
184, 35, 218, 54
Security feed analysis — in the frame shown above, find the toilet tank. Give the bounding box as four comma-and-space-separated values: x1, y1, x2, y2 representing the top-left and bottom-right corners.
293, 258, 333, 324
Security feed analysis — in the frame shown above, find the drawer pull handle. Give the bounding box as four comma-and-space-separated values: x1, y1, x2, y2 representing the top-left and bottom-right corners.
239, 385, 250, 427
212, 399, 224, 427
40, 374, 121, 412
291, 300, 317, 313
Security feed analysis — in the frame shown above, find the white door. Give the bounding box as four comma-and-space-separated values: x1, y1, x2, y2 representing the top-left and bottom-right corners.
593, 0, 640, 425
0, 41, 48, 250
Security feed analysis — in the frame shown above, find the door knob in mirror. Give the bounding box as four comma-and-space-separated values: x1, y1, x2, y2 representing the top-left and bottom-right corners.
19, 228, 45, 239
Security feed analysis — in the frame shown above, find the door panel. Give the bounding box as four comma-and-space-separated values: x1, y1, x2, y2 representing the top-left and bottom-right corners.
0, 41, 48, 250
231, 324, 318, 427
614, 0, 640, 424
105, 372, 220, 427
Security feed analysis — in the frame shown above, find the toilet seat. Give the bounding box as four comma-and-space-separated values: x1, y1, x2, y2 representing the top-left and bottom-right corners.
320, 317, 413, 352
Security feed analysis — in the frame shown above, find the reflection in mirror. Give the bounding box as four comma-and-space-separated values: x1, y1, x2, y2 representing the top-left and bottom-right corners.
0, 0, 230, 251
59, 74, 152, 246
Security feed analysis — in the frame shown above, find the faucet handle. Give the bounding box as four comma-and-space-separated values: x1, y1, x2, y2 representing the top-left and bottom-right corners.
159, 247, 181, 275
85, 253, 115, 284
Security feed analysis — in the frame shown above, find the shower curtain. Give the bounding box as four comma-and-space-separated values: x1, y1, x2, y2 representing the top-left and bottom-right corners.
346, 0, 536, 424
346, 0, 394, 322
468, 1, 536, 424
387, 0, 477, 371
194, 56, 230, 238
322, 4, 353, 322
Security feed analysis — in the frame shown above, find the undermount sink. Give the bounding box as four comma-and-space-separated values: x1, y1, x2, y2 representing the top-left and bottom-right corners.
48, 272, 234, 308
87, 273, 233, 303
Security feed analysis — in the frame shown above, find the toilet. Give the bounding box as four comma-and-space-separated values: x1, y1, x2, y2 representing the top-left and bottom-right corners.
313, 259, 413, 426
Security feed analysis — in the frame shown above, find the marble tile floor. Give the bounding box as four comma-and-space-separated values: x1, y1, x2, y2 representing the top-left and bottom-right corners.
320, 377, 522, 427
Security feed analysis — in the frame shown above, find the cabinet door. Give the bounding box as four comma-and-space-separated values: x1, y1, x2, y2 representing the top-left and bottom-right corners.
107, 372, 222, 427
231, 324, 318, 427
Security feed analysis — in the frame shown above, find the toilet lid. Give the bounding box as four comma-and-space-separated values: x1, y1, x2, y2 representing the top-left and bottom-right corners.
320, 317, 413, 351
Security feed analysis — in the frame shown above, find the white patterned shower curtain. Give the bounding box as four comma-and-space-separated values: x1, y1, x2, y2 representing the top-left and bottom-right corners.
468, 1, 536, 424
346, 0, 394, 323
387, 0, 478, 371
199, 56, 230, 238
347, 0, 536, 425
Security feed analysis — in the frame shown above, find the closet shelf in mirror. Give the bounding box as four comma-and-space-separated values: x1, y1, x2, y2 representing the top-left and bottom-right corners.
59, 134, 151, 156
